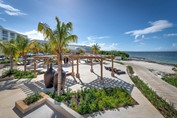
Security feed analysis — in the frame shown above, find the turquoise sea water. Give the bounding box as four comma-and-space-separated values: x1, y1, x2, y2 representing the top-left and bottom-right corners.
127, 51, 177, 65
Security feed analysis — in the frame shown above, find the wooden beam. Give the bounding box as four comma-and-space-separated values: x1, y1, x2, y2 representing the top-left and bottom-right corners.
90, 58, 93, 72
47, 58, 50, 70
100, 58, 103, 80
111, 56, 114, 77
76, 58, 80, 78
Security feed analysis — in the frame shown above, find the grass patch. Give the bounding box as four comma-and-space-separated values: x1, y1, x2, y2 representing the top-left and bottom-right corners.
23, 93, 42, 105
162, 74, 177, 88
127, 66, 134, 74
172, 67, 177, 72
0, 60, 10, 64
127, 66, 177, 118
47, 87, 137, 115
116, 61, 124, 65
2, 69, 35, 79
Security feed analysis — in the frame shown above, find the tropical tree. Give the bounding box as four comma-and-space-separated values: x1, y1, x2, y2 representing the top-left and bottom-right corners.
38, 17, 78, 96
0, 39, 19, 69
63, 48, 71, 54
28, 40, 41, 54
77, 48, 85, 54
92, 43, 100, 54
16, 35, 30, 72
41, 43, 51, 55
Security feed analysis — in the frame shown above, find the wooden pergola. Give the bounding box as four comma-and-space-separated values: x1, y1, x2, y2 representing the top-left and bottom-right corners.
33, 54, 115, 80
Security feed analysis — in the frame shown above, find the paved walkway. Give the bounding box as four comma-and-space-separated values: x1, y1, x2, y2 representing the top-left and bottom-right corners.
0, 61, 164, 118
125, 61, 177, 110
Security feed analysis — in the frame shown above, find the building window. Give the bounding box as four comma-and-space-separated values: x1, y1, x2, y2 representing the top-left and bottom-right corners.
3, 37, 8, 40
10, 32, 15, 39
2, 30, 8, 38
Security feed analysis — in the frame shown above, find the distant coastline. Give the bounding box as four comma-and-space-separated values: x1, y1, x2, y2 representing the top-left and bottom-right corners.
127, 51, 177, 65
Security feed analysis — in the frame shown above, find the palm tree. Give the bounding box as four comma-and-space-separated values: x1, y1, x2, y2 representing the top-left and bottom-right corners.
0, 39, 19, 69
28, 40, 41, 54
92, 43, 100, 54
77, 48, 85, 54
16, 35, 30, 72
41, 43, 51, 55
38, 17, 78, 96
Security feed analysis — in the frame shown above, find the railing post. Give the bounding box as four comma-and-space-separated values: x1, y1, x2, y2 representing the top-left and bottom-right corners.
76, 58, 80, 78
111, 56, 114, 77
90, 58, 93, 72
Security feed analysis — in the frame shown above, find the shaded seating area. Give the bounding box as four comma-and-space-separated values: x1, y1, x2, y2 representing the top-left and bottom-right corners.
104, 66, 126, 75
33, 54, 115, 80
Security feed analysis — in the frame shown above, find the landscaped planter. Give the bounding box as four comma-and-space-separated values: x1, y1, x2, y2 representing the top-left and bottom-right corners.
15, 92, 83, 118
15, 92, 49, 114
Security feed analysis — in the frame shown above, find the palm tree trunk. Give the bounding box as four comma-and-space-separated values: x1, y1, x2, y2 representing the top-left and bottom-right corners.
24, 54, 27, 72
57, 53, 62, 96
10, 56, 13, 70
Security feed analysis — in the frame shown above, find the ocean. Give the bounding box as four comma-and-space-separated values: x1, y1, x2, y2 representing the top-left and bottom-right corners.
127, 51, 177, 65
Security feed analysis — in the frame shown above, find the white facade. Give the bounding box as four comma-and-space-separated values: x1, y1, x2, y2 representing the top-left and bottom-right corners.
67, 45, 92, 54
30, 39, 48, 44
0, 25, 27, 41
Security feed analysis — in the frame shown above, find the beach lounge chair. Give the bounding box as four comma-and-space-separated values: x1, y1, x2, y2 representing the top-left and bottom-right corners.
104, 66, 109, 70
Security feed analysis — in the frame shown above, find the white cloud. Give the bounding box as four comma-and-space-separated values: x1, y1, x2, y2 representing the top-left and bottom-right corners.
165, 33, 177, 37
125, 20, 173, 39
5, 10, 26, 16
134, 38, 143, 42
101, 43, 119, 51
0, 17, 5, 21
0, 0, 26, 16
24, 30, 45, 40
71, 36, 119, 51
172, 43, 177, 49
87, 35, 110, 40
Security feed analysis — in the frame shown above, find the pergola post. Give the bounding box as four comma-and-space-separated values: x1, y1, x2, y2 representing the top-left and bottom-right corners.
71, 57, 75, 77
47, 58, 50, 70
100, 58, 103, 80
34, 57, 37, 77
76, 58, 80, 78
111, 56, 114, 77
90, 58, 93, 72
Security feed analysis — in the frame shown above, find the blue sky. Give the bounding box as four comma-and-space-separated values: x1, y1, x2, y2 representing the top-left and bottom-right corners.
0, 0, 177, 51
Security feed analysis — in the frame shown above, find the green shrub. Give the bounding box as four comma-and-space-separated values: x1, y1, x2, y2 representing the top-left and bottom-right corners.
99, 50, 129, 60
127, 66, 177, 118
127, 66, 134, 74
162, 75, 177, 88
23, 92, 42, 105
0, 60, 10, 64
172, 67, 177, 72
2, 69, 35, 79
47, 87, 137, 115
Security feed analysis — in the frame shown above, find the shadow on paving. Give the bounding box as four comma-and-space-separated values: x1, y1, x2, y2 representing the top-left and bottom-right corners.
76, 71, 134, 94
18, 78, 78, 96
0, 79, 33, 91
80, 77, 134, 94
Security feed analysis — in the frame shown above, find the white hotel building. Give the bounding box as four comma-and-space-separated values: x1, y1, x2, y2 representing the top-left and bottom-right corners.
0, 25, 27, 41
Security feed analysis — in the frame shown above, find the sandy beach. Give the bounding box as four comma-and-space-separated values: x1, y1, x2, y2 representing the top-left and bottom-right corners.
123, 60, 175, 74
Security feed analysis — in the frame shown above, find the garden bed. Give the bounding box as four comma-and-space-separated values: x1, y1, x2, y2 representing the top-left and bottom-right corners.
2, 69, 35, 79
162, 74, 177, 88
47, 87, 137, 115
127, 66, 177, 118
15, 92, 49, 114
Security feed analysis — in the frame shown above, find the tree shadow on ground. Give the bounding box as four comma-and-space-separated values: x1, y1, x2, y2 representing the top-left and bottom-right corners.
17, 78, 78, 96
0, 78, 33, 91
